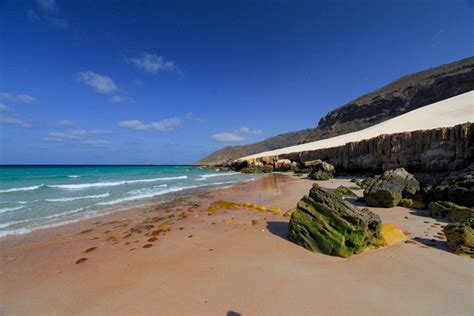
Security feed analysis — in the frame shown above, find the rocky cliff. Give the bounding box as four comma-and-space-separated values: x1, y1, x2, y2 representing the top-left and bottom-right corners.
198, 56, 474, 165
235, 123, 473, 174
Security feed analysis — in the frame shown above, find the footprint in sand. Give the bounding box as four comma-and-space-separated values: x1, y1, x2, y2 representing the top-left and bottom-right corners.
143, 244, 153, 248
75, 258, 88, 264
84, 247, 97, 253
147, 237, 157, 242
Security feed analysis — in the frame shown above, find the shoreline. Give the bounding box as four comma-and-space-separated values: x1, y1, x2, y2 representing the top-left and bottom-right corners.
1, 173, 472, 315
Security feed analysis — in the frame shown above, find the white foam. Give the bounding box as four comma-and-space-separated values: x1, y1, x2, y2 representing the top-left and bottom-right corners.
48, 176, 187, 189
197, 172, 240, 180
67, 175, 81, 178
0, 206, 24, 214
45, 192, 110, 202
0, 185, 43, 193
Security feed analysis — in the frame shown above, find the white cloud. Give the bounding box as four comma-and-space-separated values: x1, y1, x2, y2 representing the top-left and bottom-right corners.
118, 118, 182, 132
127, 53, 178, 74
0, 92, 37, 103
235, 127, 262, 135
58, 120, 74, 127
211, 133, 245, 143
0, 115, 32, 128
109, 95, 135, 103
77, 71, 118, 94
186, 112, 206, 123
44, 128, 111, 143
36, 0, 56, 12
81, 139, 111, 147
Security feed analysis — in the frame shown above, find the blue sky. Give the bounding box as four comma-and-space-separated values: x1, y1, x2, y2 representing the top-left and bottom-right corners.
0, 0, 472, 164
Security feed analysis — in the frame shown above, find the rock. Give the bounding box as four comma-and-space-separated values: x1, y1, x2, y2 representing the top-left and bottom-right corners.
425, 173, 474, 207
290, 161, 302, 170
240, 165, 273, 173
428, 201, 474, 223
398, 198, 426, 209
302, 159, 323, 168
444, 221, 474, 257
283, 208, 296, 218
380, 224, 406, 245
330, 186, 357, 199
288, 184, 382, 257
308, 160, 335, 180
275, 159, 292, 171
363, 168, 420, 207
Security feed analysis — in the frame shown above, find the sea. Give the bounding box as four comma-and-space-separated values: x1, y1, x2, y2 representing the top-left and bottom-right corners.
0, 165, 255, 238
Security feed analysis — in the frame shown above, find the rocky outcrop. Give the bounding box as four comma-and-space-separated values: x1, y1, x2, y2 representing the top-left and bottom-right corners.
242, 122, 473, 174
444, 221, 474, 258
363, 168, 420, 207
428, 201, 473, 223
308, 160, 335, 180
288, 184, 382, 258
424, 171, 474, 207
274, 159, 292, 171
197, 57, 474, 165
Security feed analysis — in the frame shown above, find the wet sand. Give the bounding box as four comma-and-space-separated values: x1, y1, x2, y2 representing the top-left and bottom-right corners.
0, 174, 472, 315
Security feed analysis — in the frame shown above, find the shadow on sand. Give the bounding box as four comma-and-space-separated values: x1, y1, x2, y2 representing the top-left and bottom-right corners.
266, 221, 289, 240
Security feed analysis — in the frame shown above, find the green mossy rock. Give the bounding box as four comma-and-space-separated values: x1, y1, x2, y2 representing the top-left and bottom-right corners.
240, 165, 273, 173
309, 171, 332, 180
398, 198, 426, 209
330, 186, 357, 199
428, 201, 474, 223
288, 184, 382, 258
444, 220, 474, 258
363, 168, 420, 208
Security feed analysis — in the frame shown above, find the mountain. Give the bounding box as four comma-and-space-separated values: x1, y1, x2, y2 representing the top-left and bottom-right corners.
197, 56, 474, 165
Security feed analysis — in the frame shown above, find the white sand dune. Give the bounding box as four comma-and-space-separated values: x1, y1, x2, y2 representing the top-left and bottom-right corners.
242, 91, 474, 160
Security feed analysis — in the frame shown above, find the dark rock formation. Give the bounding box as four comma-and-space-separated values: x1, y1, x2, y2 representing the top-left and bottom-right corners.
308, 160, 335, 180
444, 220, 474, 258
363, 168, 420, 207
424, 171, 474, 207
288, 184, 382, 258
428, 201, 473, 223
278, 122, 473, 173
197, 57, 474, 165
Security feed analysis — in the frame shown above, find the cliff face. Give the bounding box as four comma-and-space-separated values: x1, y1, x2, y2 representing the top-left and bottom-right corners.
197, 56, 474, 165
242, 123, 473, 173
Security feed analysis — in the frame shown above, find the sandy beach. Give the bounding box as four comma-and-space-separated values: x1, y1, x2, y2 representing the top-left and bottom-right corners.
0, 173, 472, 315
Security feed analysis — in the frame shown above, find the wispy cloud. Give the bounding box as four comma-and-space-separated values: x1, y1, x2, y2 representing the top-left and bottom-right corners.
211, 126, 263, 143
109, 95, 135, 103
211, 133, 245, 143
43, 127, 111, 144
29, 0, 68, 29
0, 115, 32, 128
118, 118, 182, 132
186, 112, 206, 123
127, 53, 179, 74
81, 139, 111, 147
77, 71, 118, 94
58, 120, 75, 127
36, 0, 57, 13
235, 127, 262, 135
0, 92, 37, 103
0, 103, 10, 111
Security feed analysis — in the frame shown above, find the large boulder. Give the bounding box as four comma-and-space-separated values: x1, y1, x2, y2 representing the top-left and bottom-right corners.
444, 220, 474, 258
308, 160, 335, 180
425, 173, 474, 207
363, 168, 420, 207
274, 159, 292, 171
428, 201, 473, 223
288, 184, 382, 258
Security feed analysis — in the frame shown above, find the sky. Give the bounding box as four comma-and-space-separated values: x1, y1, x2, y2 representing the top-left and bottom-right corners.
0, 0, 472, 164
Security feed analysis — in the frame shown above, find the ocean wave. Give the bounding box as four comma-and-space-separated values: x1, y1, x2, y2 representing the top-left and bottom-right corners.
45, 193, 110, 202
197, 172, 240, 180
0, 206, 24, 214
97, 184, 204, 206
0, 227, 32, 238
48, 176, 187, 189
67, 175, 81, 178
0, 185, 43, 194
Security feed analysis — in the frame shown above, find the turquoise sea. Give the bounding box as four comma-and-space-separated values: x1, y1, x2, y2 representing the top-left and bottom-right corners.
0, 165, 255, 238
